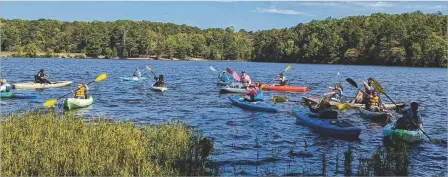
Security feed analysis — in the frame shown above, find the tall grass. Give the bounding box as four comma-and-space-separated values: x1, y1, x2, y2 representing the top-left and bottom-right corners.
0, 110, 212, 176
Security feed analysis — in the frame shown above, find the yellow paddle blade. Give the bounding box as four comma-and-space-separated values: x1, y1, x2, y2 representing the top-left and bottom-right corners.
337, 103, 351, 110
272, 96, 288, 102
372, 80, 385, 94
43, 99, 57, 108
145, 65, 152, 71
94, 73, 107, 82
285, 65, 292, 71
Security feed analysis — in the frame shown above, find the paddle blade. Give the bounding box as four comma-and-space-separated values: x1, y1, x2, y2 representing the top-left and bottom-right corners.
371, 80, 385, 94
210, 66, 217, 72
272, 96, 288, 102
43, 99, 57, 108
346, 78, 358, 88
145, 65, 152, 72
285, 65, 292, 71
94, 73, 107, 82
337, 103, 351, 110
232, 71, 241, 82
226, 68, 233, 74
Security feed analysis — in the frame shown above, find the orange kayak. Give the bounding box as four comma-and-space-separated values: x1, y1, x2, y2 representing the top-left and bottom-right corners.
249, 84, 307, 92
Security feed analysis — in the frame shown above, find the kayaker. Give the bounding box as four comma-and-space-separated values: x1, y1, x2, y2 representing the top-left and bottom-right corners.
395, 102, 422, 130
243, 82, 263, 102
240, 71, 251, 86
362, 77, 376, 94
35, 69, 51, 84
325, 83, 343, 102
133, 67, 142, 78
72, 83, 89, 99
218, 71, 230, 82
273, 73, 288, 86
154, 75, 165, 87
307, 97, 332, 114
0, 78, 12, 92
364, 91, 381, 112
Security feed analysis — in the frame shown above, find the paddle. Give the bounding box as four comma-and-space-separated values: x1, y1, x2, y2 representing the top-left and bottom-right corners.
145, 65, 157, 77
412, 120, 447, 145
43, 73, 107, 108
209, 66, 217, 72
370, 79, 398, 107
266, 65, 292, 85
271, 95, 301, 103
346, 78, 370, 95
316, 65, 344, 107
226, 68, 241, 82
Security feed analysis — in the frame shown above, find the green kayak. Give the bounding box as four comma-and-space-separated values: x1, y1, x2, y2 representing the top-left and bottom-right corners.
63, 96, 93, 110
383, 123, 424, 143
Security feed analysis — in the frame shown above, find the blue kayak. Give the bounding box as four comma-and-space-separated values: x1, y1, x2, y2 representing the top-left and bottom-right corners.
229, 96, 278, 113
120, 77, 147, 82
293, 108, 361, 139
0, 92, 39, 99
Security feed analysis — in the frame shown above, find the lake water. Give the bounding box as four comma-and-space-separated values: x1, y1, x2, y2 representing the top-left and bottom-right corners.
1, 58, 447, 176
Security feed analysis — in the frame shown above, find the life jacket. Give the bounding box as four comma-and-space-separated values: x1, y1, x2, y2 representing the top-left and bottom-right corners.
75, 86, 86, 98
253, 89, 264, 101
368, 94, 379, 106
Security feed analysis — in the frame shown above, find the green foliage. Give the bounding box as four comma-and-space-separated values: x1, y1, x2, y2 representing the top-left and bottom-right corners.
0, 110, 213, 176
0, 11, 446, 67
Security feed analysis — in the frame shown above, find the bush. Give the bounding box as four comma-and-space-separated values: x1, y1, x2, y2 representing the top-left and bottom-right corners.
0, 110, 212, 176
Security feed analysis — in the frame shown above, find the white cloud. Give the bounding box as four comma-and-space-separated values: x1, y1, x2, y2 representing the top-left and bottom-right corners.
427, 5, 447, 9
299, 2, 347, 8
355, 2, 395, 8
253, 6, 307, 15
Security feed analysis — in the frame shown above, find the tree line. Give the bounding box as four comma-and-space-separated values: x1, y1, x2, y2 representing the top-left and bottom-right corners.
1, 11, 446, 67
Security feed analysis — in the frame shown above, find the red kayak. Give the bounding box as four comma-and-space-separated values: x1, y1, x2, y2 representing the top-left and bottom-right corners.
249, 84, 307, 92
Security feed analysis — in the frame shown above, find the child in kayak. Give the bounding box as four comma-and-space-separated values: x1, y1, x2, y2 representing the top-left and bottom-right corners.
243, 82, 264, 102
154, 75, 165, 87
325, 83, 343, 102
364, 91, 381, 112
218, 71, 230, 85
273, 73, 288, 86
0, 78, 12, 92
35, 69, 51, 84
133, 67, 142, 78
72, 83, 89, 99
240, 71, 251, 86
395, 102, 422, 130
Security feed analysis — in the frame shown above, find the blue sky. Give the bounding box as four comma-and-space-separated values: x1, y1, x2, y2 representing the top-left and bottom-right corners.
1, 1, 446, 31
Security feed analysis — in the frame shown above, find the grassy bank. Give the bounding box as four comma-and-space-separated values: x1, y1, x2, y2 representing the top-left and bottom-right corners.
0, 110, 213, 176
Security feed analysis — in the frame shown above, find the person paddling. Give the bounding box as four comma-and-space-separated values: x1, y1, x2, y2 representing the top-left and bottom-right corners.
243, 82, 264, 102
240, 71, 251, 86
0, 78, 12, 92
325, 83, 343, 102
154, 75, 165, 87
273, 73, 288, 86
133, 67, 142, 78
307, 97, 332, 114
72, 83, 89, 99
35, 69, 51, 84
395, 102, 422, 130
218, 71, 230, 83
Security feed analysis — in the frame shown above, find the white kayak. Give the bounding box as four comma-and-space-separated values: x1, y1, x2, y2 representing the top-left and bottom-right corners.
383, 123, 424, 143
219, 83, 246, 94
12, 81, 73, 89
151, 84, 168, 92
358, 108, 390, 122
63, 96, 94, 110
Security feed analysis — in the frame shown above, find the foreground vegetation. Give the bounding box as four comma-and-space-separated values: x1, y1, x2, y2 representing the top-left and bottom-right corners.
0, 110, 213, 176
1, 11, 446, 67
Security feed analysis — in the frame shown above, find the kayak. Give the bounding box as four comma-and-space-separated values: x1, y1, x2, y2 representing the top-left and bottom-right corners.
229, 96, 277, 113
151, 84, 168, 92
0, 92, 39, 99
255, 84, 307, 93
293, 108, 361, 139
217, 81, 231, 86
219, 83, 246, 94
12, 81, 73, 89
302, 96, 405, 110
120, 77, 147, 81
63, 96, 93, 110
383, 123, 423, 143
272, 96, 288, 102
358, 108, 390, 122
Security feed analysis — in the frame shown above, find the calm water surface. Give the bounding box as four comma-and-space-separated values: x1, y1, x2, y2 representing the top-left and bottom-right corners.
1, 58, 447, 176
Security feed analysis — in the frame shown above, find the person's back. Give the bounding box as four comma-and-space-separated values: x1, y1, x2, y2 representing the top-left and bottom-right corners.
308, 97, 332, 114
74, 84, 88, 99
154, 75, 165, 87
133, 68, 142, 78
396, 102, 422, 130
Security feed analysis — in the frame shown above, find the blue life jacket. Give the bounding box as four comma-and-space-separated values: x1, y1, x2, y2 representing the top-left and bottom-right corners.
253, 91, 264, 101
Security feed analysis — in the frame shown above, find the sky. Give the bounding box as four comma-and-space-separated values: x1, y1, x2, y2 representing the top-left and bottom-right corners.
1, 1, 447, 31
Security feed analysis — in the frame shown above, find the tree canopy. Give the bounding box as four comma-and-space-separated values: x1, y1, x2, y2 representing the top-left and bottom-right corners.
1, 11, 446, 67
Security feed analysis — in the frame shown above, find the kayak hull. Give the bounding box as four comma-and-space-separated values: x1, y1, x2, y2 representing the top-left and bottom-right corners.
63, 96, 93, 110
219, 83, 246, 94
0, 92, 39, 99
302, 96, 405, 110
293, 108, 361, 139
120, 77, 147, 81
151, 84, 168, 92
12, 81, 73, 89
358, 108, 390, 122
383, 123, 423, 143
229, 96, 277, 113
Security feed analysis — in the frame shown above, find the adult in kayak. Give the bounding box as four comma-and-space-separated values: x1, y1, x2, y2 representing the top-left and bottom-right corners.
0, 78, 12, 92
364, 91, 382, 112
325, 83, 343, 102
35, 69, 51, 84
72, 83, 89, 99
133, 67, 142, 78
273, 73, 288, 86
307, 97, 332, 114
395, 102, 422, 130
240, 71, 252, 86
154, 75, 165, 87
218, 71, 230, 83
243, 82, 264, 102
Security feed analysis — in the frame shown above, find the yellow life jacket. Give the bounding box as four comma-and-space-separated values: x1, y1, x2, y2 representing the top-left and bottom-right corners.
369, 95, 379, 106
75, 86, 86, 98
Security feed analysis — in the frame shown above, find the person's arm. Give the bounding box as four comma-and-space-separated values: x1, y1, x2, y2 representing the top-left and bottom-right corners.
308, 103, 319, 113
84, 84, 89, 90
324, 91, 335, 96
362, 80, 370, 92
